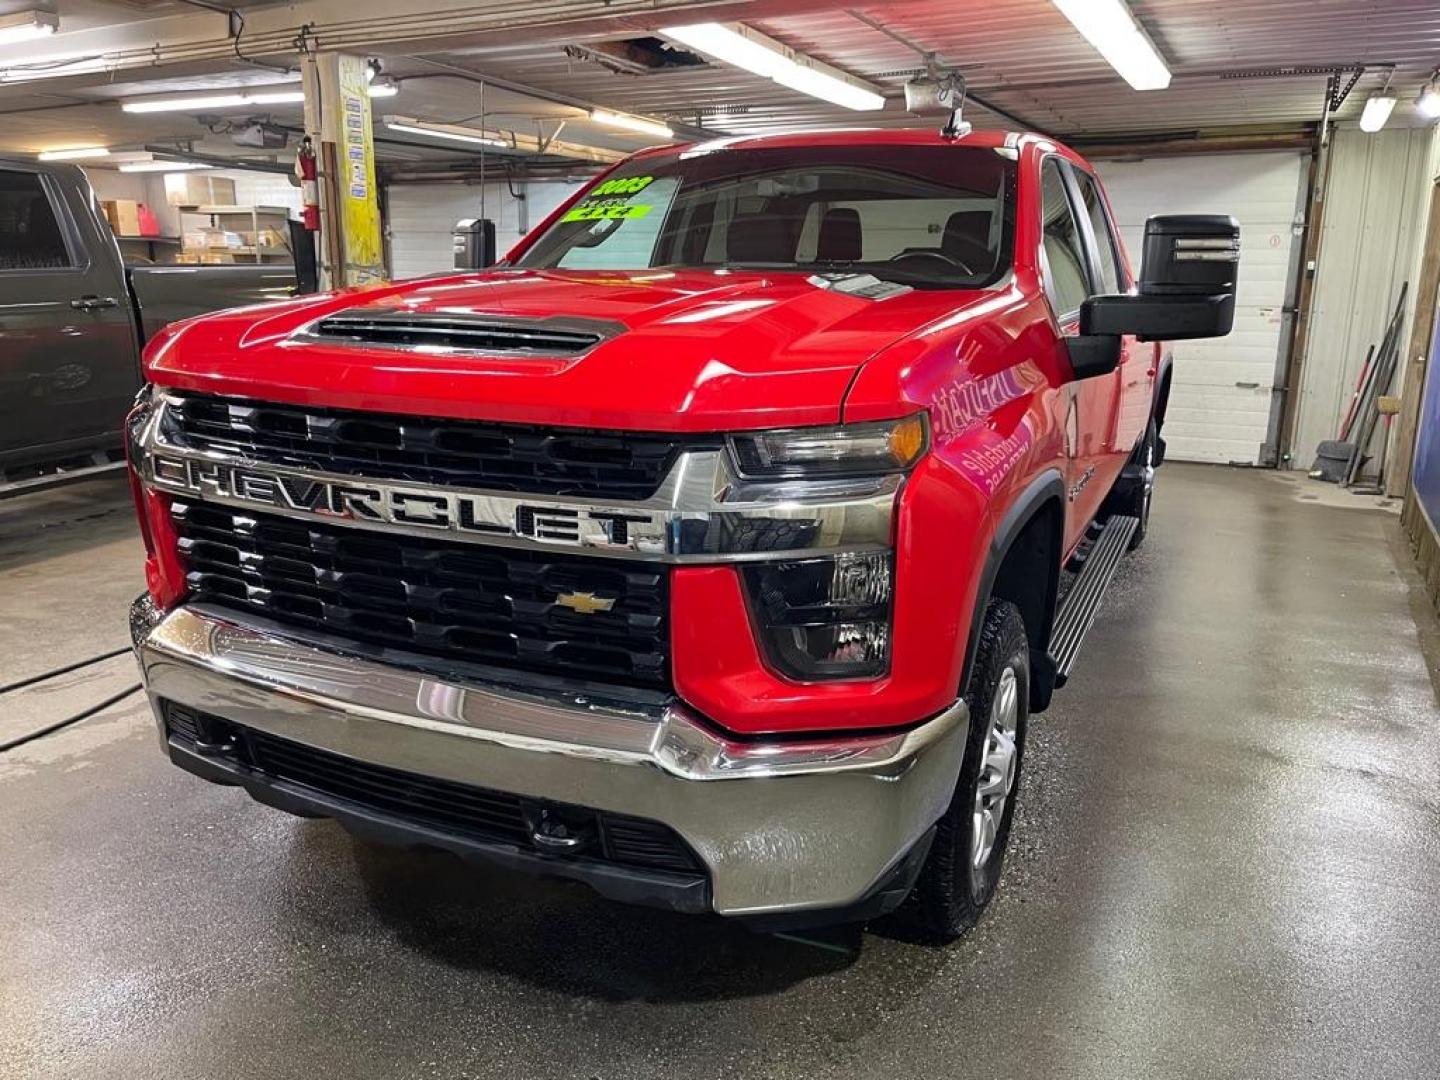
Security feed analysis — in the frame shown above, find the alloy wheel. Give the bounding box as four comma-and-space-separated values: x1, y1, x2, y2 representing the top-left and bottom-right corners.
971, 665, 1020, 872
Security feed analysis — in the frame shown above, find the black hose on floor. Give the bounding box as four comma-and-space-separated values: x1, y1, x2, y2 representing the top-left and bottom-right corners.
0, 684, 142, 754
0, 647, 132, 696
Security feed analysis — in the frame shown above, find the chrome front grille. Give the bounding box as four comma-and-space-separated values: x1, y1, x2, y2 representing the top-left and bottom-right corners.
170, 499, 671, 689
159, 392, 710, 501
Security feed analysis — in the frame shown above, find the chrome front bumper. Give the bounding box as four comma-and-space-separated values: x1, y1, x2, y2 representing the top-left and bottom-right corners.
132, 601, 968, 918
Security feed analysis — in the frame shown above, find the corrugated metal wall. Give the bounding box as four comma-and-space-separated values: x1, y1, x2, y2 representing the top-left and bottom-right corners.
385, 180, 585, 280
1292, 125, 1440, 470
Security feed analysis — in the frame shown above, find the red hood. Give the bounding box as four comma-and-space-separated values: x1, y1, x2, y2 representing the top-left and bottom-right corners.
144, 268, 991, 431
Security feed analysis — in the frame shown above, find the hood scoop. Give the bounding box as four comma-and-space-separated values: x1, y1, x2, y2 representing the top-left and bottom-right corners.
301, 309, 623, 357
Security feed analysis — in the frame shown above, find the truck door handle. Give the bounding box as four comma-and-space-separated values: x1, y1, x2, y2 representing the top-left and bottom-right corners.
70, 295, 119, 311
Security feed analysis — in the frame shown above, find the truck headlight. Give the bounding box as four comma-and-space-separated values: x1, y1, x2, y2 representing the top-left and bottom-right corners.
742, 552, 893, 680
727, 415, 927, 480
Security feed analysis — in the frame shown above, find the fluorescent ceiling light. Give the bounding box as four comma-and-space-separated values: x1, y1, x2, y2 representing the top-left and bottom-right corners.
121, 80, 392, 114
368, 77, 399, 99
661, 22, 885, 111
1051, 0, 1171, 91
0, 9, 58, 46
1360, 93, 1397, 133
38, 147, 109, 161
589, 109, 673, 139
383, 116, 509, 149
772, 63, 884, 112
1416, 78, 1440, 120
119, 160, 212, 173
247, 91, 306, 106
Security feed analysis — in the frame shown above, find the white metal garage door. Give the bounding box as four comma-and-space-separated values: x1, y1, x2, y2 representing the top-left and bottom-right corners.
1094, 152, 1305, 464
386, 180, 585, 280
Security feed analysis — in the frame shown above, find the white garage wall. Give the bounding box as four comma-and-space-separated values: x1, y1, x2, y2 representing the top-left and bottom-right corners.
386, 179, 590, 280
1095, 152, 1305, 465
1291, 125, 1440, 472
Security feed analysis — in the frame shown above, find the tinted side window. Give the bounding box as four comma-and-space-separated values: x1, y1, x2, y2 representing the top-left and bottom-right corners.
1039, 160, 1090, 319
0, 170, 70, 270
1075, 171, 1126, 293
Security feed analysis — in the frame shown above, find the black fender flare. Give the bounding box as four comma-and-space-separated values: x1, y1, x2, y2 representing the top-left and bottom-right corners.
959, 467, 1066, 706
1152, 350, 1174, 429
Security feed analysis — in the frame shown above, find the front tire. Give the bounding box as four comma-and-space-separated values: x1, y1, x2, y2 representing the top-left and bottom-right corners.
896, 600, 1030, 941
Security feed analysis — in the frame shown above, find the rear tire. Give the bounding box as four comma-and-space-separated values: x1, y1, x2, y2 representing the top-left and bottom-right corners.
896, 600, 1030, 942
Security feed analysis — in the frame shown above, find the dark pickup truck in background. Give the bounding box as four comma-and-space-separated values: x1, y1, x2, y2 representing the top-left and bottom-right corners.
0, 158, 297, 492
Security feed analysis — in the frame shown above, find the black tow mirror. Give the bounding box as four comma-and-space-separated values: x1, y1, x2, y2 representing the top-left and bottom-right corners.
1080, 214, 1240, 342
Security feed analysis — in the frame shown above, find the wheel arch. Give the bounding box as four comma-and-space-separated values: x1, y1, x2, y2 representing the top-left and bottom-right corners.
959, 468, 1066, 712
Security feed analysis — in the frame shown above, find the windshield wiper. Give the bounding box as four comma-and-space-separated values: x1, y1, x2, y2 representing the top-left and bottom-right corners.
719, 261, 975, 290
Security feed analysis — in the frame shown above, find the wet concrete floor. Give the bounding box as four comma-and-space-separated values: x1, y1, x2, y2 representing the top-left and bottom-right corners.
2, 464, 1437, 1080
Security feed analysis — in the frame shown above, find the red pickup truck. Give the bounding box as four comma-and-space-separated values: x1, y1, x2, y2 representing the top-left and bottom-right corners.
126, 129, 1237, 938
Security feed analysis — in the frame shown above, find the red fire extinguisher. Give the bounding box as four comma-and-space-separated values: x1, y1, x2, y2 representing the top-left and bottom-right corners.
296, 135, 319, 232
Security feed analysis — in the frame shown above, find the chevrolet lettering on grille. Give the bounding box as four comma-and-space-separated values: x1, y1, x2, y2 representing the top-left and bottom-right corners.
147, 453, 666, 554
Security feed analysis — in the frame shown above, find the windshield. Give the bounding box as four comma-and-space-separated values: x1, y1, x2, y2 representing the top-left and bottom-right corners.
514, 144, 1017, 290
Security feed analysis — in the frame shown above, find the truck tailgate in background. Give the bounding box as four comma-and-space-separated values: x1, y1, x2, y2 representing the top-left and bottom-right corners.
129, 265, 297, 341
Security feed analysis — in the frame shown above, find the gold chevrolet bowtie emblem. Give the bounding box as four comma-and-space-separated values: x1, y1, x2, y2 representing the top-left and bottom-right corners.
554, 591, 616, 615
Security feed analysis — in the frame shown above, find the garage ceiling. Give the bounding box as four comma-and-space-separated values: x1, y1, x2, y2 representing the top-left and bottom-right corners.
0, 0, 1436, 164
433, 0, 1440, 138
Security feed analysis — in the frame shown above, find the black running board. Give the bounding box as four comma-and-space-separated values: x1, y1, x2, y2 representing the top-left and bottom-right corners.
1049, 514, 1138, 680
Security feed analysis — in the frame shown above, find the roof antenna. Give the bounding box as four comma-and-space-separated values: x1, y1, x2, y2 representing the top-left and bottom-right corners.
905, 56, 969, 139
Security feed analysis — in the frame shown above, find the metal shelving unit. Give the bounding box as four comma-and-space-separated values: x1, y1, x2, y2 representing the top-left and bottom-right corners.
178, 205, 292, 261
115, 235, 182, 263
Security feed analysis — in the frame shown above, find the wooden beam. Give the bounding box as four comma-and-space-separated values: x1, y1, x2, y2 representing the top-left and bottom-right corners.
1277, 134, 1334, 464
1389, 178, 1440, 498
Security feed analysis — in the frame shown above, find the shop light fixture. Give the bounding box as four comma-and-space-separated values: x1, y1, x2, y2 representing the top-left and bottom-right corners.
37, 147, 109, 161
1360, 92, 1397, 133
121, 80, 395, 114
383, 116, 510, 149
661, 22, 885, 111
123, 89, 300, 113
1416, 74, 1440, 120
0, 9, 58, 46
118, 160, 212, 173
1050, 0, 1171, 91
589, 109, 673, 139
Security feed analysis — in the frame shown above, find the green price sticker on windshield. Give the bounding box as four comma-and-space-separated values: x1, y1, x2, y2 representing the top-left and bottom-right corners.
561, 174, 657, 222
561, 203, 653, 223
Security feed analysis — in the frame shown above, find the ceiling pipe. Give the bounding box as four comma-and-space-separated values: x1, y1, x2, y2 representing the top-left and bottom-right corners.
141, 144, 295, 173
396, 55, 717, 141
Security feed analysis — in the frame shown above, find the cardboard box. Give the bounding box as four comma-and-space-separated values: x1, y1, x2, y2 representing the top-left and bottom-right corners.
200, 230, 243, 251
164, 173, 237, 207
101, 199, 143, 237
